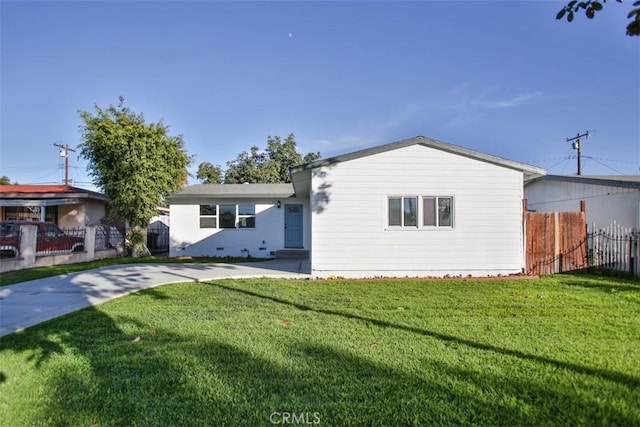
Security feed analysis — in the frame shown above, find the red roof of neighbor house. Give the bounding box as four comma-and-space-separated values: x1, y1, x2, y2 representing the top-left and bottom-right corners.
0, 184, 104, 199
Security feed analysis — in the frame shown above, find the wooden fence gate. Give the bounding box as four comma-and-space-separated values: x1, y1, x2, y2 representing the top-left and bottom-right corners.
525, 209, 587, 276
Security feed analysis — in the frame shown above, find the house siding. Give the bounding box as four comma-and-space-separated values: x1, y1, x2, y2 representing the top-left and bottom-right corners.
525, 180, 640, 229
169, 197, 310, 258
310, 144, 525, 277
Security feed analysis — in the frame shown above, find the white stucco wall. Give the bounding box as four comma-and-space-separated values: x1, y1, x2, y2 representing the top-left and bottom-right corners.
170, 197, 309, 258
525, 179, 640, 229
309, 144, 526, 278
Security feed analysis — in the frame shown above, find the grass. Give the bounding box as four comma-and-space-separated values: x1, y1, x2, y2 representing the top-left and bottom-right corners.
0, 255, 268, 287
0, 274, 639, 426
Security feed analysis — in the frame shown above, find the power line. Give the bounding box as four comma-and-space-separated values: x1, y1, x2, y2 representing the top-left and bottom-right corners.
32, 169, 62, 183
582, 156, 626, 175
546, 156, 573, 172
588, 156, 639, 166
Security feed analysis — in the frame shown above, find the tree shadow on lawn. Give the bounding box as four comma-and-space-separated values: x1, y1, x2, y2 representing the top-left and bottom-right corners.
210, 282, 640, 390
1, 282, 638, 426
556, 274, 640, 295
3, 316, 637, 426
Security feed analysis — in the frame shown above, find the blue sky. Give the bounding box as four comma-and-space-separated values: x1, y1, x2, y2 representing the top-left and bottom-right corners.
1, 1, 638, 189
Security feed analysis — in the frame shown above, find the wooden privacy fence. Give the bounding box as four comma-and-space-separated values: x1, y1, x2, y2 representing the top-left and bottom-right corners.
588, 222, 640, 278
525, 210, 588, 276
525, 205, 640, 279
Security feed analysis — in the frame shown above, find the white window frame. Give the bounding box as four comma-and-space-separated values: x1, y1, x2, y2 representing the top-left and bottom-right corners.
422, 196, 454, 228
387, 196, 418, 228
386, 195, 454, 230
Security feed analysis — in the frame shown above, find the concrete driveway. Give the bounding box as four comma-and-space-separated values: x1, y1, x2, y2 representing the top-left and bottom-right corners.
0, 260, 311, 337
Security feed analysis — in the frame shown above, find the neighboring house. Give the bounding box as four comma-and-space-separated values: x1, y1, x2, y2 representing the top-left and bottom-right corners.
524, 175, 640, 229
149, 206, 170, 228
0, 184, 106, 228
147, 207, 170, 252
169, 136, 545, 278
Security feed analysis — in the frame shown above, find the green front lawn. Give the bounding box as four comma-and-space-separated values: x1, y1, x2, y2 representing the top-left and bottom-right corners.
1, 275, 638, 426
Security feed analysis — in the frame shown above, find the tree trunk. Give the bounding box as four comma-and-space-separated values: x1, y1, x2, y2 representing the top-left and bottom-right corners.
129, 225, 151, 258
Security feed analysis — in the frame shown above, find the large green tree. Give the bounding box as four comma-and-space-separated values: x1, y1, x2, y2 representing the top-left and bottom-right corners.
78, 97, 192, 255
0, 176, 12, 185
557, 0, 640, 36
196, 162, 223, 184
224, 134, 320, 184
224, 145, 279, 184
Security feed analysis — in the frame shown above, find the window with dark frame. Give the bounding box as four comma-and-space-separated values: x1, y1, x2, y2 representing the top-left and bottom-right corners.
238, 204, 256, 228
199, 204, 217, 228
219, 204, 236, 228
199, 204, 256, 229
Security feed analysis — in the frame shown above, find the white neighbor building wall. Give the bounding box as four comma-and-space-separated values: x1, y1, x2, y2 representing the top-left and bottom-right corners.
308, 144, 527, 278
170, 196, 310, 258
525, 176, 640, 230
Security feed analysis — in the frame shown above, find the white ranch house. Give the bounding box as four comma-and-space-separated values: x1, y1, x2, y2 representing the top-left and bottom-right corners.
169, 136, 545, 278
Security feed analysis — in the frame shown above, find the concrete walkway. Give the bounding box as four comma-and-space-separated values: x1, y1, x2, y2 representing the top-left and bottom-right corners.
0, 260, 311, 337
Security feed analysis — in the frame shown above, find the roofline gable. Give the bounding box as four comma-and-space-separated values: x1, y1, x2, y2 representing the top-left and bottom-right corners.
290, 136, 546, 179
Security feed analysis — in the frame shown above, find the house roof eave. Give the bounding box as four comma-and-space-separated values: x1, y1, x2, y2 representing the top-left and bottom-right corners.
290, 135, 547, 179
0, 184, 105, 201
169, 183, 297, 202
525, 174, 640, 189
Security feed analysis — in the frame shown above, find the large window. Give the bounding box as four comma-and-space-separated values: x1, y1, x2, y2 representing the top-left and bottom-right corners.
387, 196, 453, 229
199, 204, 256, 229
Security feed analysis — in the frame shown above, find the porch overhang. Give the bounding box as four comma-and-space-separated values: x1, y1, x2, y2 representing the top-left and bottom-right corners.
0, 198, 81, 207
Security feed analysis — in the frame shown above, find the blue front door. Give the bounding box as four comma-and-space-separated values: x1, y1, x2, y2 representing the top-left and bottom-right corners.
284, 204, 303, 248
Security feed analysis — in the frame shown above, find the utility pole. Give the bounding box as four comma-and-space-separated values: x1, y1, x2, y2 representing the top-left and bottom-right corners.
566, 131, 589, 175
53, 143, 76, 185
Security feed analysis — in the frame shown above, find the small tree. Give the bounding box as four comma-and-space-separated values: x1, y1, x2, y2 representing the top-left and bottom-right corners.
78, 97, 192, 256
0, 176, 11, 185
196, 162, 223, 184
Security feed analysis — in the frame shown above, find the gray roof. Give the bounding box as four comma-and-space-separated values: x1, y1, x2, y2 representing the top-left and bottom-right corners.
290, 135, 546, 179
170, 183, 296, 200
526, 174, 640, 189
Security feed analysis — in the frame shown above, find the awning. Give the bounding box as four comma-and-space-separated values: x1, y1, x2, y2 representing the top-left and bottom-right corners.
0, 198, 81, 207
